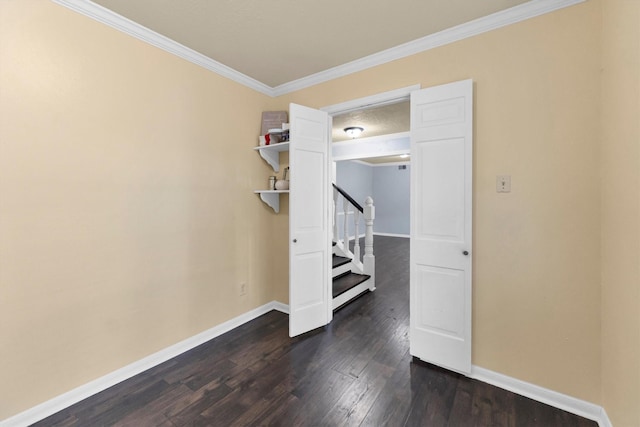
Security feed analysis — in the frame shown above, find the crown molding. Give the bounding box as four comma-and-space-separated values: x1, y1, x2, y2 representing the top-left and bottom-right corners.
51, 0, 274, 96
271, 0, 586, 96
52, 0, 585, 98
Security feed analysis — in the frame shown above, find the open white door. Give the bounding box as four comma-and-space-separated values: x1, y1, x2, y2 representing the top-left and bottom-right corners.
410, 80, 473, 374
289, 103, 331, 337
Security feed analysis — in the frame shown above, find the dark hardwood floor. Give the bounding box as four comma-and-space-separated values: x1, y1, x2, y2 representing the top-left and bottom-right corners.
35, 236, 597, 427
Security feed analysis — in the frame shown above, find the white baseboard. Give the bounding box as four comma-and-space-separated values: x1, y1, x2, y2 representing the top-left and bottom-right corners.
598, 408, 613, 427
4, 303, 612, 427
1, 301, 289, 427
373, 232, 410, 238
271, 300, 289, 315
471, 366, 611, 427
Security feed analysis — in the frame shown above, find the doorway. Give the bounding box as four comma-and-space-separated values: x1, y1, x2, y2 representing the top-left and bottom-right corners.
326, 86, 415, 243
321, 80, 474, 375
325, 91, 413, 329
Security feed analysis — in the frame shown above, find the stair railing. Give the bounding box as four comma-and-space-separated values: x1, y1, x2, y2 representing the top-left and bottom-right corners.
332, 184, 375, 291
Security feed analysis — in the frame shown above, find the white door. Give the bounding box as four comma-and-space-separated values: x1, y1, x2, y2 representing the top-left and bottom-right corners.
289, 103, 332, 337
410, 80, 473, 374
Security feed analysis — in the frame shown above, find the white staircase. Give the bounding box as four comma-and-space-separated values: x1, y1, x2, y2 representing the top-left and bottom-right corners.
331, 184, 375, 310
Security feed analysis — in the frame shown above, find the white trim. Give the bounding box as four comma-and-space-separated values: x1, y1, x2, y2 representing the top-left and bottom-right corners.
471, 365, 609, 427
50, 0, 273, 96
332, 262, 352, 278
321, 87, 420, 115
374, 232, 410, 238
270, 300, 289, 315
51, 0, 584, 97
273, 0, 586, 95
599, 408, 613, 427
334, 132, 410, 147
369, 161, 411, 167
1, 301, 289, 427
332, 279, 373, 310
332, 132, 411, 162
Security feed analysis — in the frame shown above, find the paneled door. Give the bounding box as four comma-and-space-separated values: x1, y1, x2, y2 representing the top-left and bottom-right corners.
289, 103, 332, 337
409, 80, 473, 374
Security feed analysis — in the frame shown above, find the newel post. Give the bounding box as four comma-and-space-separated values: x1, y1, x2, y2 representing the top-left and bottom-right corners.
363, 196, 375, 291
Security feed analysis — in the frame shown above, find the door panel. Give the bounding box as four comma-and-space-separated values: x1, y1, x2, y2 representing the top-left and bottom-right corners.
289, 103, 331, 337
294, 150, 324, 229
410, 80, 473, 374
416, 138, 466, 240
291, 252, 324, 308
416, 266, 465, 338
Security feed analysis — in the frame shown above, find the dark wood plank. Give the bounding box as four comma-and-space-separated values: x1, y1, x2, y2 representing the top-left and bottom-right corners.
34, 236, 597, 427
404, 360, 461, 427
359, 349, 415, 426
332, 253, 351, 268
160, 381, 232, 425
448, 375, 517, 427
320, 358, 394, 426
332, 271, 370, 297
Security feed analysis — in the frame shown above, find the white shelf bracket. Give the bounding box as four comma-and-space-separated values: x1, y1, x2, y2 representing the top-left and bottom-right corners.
257, 192, 280, 213
254, 142, 289, 173
258, 149, 280, 172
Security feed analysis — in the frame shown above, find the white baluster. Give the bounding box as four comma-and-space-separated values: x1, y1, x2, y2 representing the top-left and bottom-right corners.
333, 187, 338, 246
353, 210, 360, 263
363, 196, 375, 290
343, 196, 350, 255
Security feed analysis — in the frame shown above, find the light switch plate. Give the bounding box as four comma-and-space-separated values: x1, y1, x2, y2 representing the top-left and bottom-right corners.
497, 175, 511, 193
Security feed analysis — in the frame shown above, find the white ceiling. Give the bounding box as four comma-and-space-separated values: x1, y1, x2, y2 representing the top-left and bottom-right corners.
89, 0, 534, 88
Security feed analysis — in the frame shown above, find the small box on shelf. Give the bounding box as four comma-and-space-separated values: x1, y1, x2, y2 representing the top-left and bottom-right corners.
260, 111, 288, 135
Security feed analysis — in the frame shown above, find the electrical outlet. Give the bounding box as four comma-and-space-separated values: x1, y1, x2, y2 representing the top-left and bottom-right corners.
240, 282, 247, 296
496, 175, 511, 193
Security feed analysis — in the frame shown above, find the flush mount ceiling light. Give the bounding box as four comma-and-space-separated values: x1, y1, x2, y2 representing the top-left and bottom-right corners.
344, 126, 364, 138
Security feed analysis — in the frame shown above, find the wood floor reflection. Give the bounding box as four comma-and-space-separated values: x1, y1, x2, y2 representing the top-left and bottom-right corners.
35, 236, 596, 426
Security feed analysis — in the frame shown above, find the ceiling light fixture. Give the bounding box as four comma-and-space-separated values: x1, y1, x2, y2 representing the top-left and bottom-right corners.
344, 126, 364, 138
400, 153, 409, 159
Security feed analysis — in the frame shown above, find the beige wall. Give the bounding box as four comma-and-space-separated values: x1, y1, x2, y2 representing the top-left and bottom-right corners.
275, 0, 603, 403
3, 0, 638, 423
0, 0, 276, 419
600, 0, 640, 426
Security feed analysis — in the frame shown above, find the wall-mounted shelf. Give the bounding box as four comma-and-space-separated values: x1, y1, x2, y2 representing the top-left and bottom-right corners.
253, 142, 290, 172
254, 190, 289, 213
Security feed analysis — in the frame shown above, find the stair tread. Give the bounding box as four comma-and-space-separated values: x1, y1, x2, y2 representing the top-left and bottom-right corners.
332, 254, 351, 268
333, 272, 371, 298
